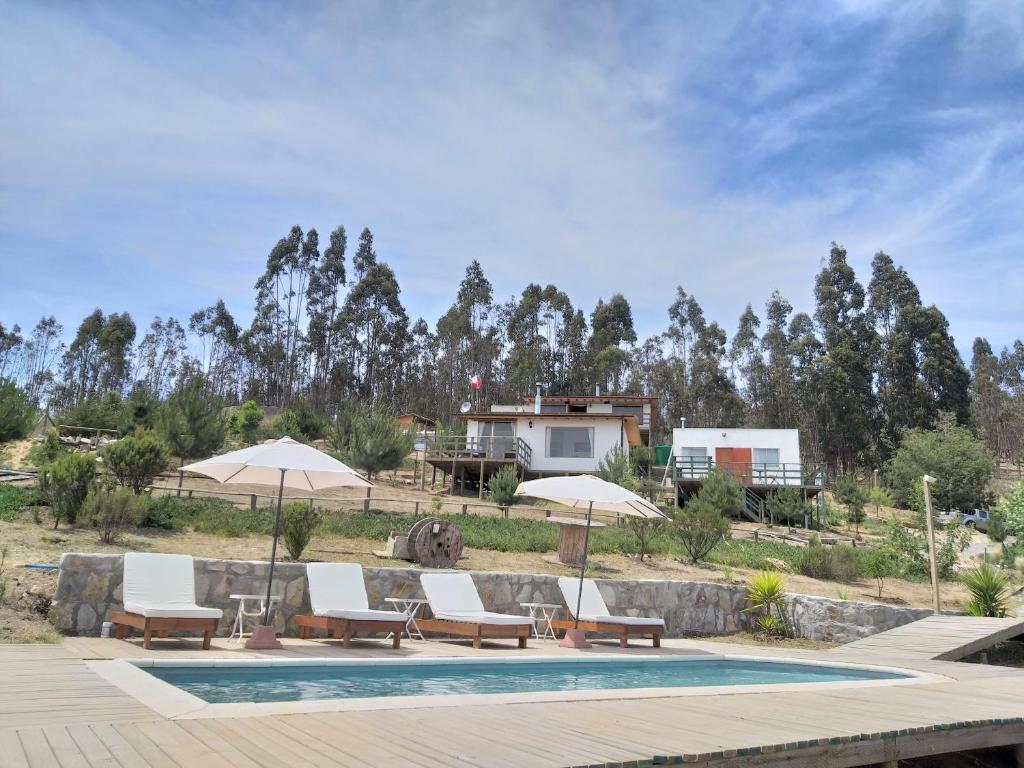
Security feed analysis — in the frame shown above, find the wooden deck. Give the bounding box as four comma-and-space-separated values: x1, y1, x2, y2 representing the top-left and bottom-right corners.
3, 632, 1024, 767
837, 614, 1024, 661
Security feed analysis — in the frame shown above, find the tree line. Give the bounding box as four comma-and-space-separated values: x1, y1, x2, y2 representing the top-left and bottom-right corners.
2, 227, 1023, 475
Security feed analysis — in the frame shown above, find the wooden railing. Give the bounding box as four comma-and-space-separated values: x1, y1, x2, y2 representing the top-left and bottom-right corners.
423, 434, 532, 468
672, 457, 824, 488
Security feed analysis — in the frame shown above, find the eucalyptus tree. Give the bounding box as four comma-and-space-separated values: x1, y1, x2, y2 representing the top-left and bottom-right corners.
58, 309, 137, 407
135, 317, 187, 397
306, 225, 347, 404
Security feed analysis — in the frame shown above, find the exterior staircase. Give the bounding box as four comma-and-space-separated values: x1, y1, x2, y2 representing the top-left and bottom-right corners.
741, 486, 765, 524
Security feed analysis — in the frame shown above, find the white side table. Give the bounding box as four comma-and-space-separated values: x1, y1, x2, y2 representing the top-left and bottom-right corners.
229, 593, 282, 641
384, 597, 428, 640
521, 602, 561, 640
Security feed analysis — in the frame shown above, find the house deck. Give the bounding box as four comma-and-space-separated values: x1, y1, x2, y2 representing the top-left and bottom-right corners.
4, 626, 1024, 767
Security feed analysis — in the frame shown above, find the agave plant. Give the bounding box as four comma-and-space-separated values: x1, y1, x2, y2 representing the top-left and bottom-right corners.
745, 570, 789, 639
963, 563, 1010, 618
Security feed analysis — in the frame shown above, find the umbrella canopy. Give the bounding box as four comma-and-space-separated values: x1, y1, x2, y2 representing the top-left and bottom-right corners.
515, 474, 665, 519
181, 436, 371, 490
181, 437, 372, 638
515, 474, 669, 644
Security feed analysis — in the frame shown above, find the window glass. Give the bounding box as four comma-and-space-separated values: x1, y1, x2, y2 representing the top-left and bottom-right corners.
680, 447, 708, 459
547, 427, 594, 458
753, 447, 780, 465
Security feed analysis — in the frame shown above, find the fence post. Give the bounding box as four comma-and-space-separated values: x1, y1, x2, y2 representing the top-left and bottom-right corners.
250, 494, 257, 511
414, 501, 420, 516
461, 503, 468, 515
187, 489, 194, 499
176, 470, 184, 498
753, 529, 759, 543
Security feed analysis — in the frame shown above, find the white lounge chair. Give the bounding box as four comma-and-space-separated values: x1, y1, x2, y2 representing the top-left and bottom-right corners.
553, 577, 664, 647
293, 563, 407, 648
416, 573, 533, 648
111, 553, 223, 649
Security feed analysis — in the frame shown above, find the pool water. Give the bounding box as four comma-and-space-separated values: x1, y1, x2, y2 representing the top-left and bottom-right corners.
144, 658, 908, 703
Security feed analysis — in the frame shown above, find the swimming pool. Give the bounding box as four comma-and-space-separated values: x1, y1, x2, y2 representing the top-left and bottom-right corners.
141, 657, 910, 704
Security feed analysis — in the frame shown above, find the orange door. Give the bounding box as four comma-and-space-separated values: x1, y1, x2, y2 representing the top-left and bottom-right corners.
716, 447, 752, 484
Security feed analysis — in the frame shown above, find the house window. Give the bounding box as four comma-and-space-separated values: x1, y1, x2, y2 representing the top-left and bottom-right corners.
547, 427, 594, 458
479, 421, 515, 459
680, 447, 708, 460
753, 448, 780, 466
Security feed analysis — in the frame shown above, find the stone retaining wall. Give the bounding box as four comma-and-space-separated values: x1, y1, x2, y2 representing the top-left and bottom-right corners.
52, 553, 930, 643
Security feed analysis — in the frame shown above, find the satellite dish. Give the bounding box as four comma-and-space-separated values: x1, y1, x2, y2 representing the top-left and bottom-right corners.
459, 401, 472, 414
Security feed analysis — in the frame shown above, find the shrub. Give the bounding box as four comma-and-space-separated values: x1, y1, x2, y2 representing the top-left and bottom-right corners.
230, 400, 265, 444
0, 378, 36, 442
880, 518, 970, 580
987, 509, 1008, 543
80, 485, 143, 544
487, 465, 520, 515
625, 516, 666, 562
157, 377, 226, 461
886, 414, 994, 511
262, 410, 304, 440
962, 563, 1010, 618
765, 486, 811, 526
863, 547, 898, 599
629, 444, 653, 476
745, 570, 788, 638
596, 445, 641, 492
798, 538, 862, 582
280, 502, 321, 560
26, 427, 65, 468
37, 452, 96, 528
674, 497, 731, 563
999, 480, 1024, 538
696, 468, 744, 516
288, 400, 329, 441
332, 408, 414, 479
102, 430, 171, 494
866, 485, 893, 518
118, 385, 160, 435
0, 485, 34, 522
833, 474, 867, 526
58, 393, 122, 435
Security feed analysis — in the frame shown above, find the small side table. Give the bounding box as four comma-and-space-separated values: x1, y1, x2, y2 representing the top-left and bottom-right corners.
384, 597, 428, 640
521, 602, 561, 640
229, 593, 282, 641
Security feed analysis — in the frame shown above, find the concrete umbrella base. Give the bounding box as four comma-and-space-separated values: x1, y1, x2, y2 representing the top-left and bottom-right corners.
559, 628, 591, 649
244, 624, 283, 650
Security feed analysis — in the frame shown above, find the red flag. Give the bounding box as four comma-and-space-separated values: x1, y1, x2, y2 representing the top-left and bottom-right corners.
469, 374, 482, 390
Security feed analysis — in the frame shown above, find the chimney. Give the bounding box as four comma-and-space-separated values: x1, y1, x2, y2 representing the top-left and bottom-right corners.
680, 417, 686, 429
534, 382, 543, 415
595, 384, 600, 397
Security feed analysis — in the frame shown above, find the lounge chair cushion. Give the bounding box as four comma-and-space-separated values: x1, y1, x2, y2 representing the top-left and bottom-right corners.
122, 552, 223, 620
305, 563, 405, 622
557, 577, 661, 627
122, 603, 223, 619
433, 610, 534, 627
318, 608, 406, 622
421, 573, 532, 625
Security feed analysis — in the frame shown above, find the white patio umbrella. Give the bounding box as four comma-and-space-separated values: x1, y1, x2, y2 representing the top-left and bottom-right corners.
515, 474, 668, 645
181, 437, 371, 644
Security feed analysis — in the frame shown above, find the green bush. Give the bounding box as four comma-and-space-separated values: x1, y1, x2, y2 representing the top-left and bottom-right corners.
157, 377, 225, 460
962, 563, 1010, 618
289, 400, 329, 441
833, 474, 867, 525
0, 378, 36, 442
745, 570, 788, 639
118, 385, 160, 435
37, 452, 96, 528
879, 518, 970, 580
487, 465, 520, 514
629, 444, 653, 475
886, 414, 994, 511
987, 509, 1008, 543
230, 400, 265, 444
138, 495, 267, 534
102, 430, 171, 494
798, 538, 862, 582
26, 427, 65, 468
863, 547, 898, 598
58, 393, 123, 435
696, 468, 744, 517
332, 407, 414, 479
280, 502, 321, 560
80, 485, 143, 543
999, 480, 1024, 538
625, 516, 667, 562
596, 445, 641, 491
262, 410, 304, 440
674, 497, 731, 563
0, 485, 34, 522
765, 486, 810, 526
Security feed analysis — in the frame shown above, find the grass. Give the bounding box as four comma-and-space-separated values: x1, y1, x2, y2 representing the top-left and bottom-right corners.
15, 625, 62, 644
0, 485, 35, 522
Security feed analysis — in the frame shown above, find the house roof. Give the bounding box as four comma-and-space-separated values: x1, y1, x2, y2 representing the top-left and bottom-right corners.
457, 411, 639, 421
396, 413, 436, 426
522, 394, 659, 405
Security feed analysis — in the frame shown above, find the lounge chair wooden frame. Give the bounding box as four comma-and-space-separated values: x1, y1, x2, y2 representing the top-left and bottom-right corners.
416, 617, 530, 649
293, 614, 407, 648
110, 610, 218, 650
550, 618, 662, 648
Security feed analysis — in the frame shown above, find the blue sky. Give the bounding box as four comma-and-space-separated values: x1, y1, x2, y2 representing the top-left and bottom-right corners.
2, 1, 1022, 356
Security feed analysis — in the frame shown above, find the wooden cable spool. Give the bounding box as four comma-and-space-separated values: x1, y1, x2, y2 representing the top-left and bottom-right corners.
411, 518, 464, 568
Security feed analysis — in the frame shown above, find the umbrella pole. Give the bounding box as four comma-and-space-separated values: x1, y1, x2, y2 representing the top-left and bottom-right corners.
263, 468, 286, 625
573, 501, 594, 631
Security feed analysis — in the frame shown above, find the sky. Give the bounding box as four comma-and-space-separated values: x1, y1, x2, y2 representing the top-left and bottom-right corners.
2, 1, 1022, 357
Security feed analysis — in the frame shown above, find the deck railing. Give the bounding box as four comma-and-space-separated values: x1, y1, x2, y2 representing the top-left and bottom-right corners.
672, 457, 824, 488
424, 434, 532, 468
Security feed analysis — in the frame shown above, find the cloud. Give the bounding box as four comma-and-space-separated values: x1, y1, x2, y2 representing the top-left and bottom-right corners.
0, 1, 1021, 357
